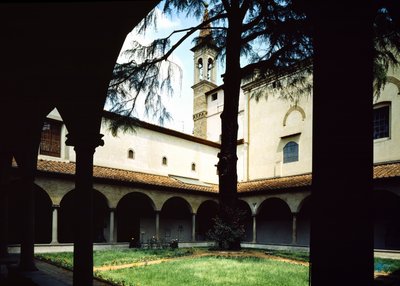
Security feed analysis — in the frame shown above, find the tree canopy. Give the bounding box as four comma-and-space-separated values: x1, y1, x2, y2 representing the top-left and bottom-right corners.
107, 0, 400, 250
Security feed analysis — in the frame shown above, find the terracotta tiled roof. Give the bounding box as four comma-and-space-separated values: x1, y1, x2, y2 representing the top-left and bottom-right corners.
238, 174, 312, 193
374, 162, 400, 179
237, 162, 400, 193
36, 159, 218, 193
28, 160, 400, 195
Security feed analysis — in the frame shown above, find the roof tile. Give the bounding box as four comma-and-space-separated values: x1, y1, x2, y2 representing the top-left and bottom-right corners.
29, 160, 400, 194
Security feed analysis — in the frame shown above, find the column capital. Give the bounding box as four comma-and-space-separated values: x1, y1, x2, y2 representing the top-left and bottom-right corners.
65, 133, 104, 150
52, 204, 60, 209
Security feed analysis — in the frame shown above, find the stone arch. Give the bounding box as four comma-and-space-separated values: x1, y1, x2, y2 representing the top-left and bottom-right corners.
387, 76, 400, 92
297, 195, 311, 246
196, 200, 218, 241
116, 192, 156, 243
257, 197, 292, 244
197, 58, 204, 80
7, 182, 52, 244
59, 189, 109, 243
237, 199, 253, 242
160, 197, 192, 242
283, 105, 306, 127
373, 190, 400, 250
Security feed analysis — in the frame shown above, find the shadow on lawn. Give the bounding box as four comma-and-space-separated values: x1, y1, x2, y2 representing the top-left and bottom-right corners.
375, 269, 400, 286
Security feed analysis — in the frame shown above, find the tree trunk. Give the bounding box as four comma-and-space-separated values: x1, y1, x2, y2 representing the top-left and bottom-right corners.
217, 4, 243, 250
310, 1, 374, 285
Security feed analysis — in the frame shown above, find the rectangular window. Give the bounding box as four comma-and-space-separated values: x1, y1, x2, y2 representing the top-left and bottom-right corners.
373, 105, 389, 139
211, 93, 218, 101
40, 119, 62, 157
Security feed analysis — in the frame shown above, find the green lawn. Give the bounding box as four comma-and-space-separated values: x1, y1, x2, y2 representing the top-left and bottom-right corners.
36, 248, 195, 270
95, 256, 309, 286
35, 248, 400, 286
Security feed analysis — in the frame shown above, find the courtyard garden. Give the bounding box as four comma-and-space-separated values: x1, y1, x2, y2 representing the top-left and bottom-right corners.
35, 248, 400, 286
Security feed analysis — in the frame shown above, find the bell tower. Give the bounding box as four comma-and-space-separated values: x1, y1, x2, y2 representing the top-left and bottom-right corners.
191, 4, 218, 139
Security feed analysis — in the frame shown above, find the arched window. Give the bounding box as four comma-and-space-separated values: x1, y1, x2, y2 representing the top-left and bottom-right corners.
198, 58, 203, 80
283, 141, 299, 163
162, 156, 168, 166
128, 149, 135, 159
191, 163, 196, 171
207, 58, 213, 80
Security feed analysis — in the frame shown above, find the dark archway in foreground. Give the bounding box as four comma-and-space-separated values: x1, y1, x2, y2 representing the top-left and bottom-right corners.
374, 190, 400, 250
59, 189, 109, 243
8, 182, 52, 244
257, 198, 292, 244
196, 200, 218, 241
116, 192, 155, 243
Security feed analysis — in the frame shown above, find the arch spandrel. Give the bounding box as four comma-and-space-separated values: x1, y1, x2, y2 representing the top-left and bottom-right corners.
34, 177, 75, 206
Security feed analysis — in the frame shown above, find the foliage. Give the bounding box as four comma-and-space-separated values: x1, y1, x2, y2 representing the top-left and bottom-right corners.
373, 6, 400, 97
374, 257, 400, 274
169, 238, 179, 249
207, 207, 247, 250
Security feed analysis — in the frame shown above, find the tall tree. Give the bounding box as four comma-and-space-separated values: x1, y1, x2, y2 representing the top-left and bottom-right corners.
108, 0, 312, 250
108, 0, 399, 250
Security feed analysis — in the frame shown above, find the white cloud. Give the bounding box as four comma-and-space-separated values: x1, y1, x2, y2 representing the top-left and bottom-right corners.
154, 8, 181, 30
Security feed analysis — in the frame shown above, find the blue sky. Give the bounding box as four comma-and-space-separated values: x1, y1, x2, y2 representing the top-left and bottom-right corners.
116, 4, 223, 135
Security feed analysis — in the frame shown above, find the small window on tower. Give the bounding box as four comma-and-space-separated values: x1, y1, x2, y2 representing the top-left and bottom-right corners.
128, 149, 135, 159
191, 163, 196, 171
211, 93, 218, 101
162, 156, 168, 166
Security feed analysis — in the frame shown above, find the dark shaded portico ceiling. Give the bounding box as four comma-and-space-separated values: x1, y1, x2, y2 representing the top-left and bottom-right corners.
0, 1, 159, 140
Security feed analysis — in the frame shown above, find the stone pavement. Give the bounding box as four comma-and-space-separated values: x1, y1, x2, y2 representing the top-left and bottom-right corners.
1, 259, 112, 286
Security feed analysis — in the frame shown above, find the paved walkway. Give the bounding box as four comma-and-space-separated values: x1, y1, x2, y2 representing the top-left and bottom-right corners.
1, 259, 112, 286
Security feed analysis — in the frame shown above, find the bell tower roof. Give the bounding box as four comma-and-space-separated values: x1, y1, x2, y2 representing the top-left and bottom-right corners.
191, 3, 217, 52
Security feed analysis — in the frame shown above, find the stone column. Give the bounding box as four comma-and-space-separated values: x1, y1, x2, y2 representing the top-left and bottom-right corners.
51, 205, 59, 244
0, 153, 11, 258
67, 133, 103, 286
19, 176, 37, 271
252, 215, 257, 243
191, 213, 196, 242
109, 208, 115, 243
292, 213, 298, 245
155, 211, 160, 240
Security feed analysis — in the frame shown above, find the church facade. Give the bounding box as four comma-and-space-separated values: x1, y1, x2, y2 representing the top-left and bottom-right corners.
8, 19, 400, 252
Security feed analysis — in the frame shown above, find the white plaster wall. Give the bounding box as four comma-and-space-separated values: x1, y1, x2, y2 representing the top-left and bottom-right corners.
94, 119, 220, 184
246, 84, 313, 180
206, 88, 246, 142
373, 74, 400, 163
